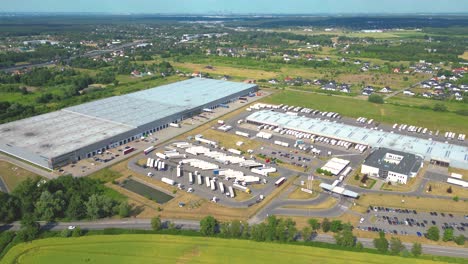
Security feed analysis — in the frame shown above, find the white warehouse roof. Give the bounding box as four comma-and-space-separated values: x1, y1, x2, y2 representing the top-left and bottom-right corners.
246, 110, 468, 170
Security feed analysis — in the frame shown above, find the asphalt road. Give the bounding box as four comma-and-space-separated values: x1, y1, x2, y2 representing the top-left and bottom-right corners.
0, 175, 8, 193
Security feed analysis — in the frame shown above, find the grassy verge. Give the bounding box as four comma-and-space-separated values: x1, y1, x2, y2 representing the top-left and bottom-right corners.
281, 196, 337, 210
0, 161, 41, 191
352, 193, 468, 214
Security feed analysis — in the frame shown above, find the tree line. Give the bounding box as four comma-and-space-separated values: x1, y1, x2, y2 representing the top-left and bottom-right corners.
0, 176, 129, 224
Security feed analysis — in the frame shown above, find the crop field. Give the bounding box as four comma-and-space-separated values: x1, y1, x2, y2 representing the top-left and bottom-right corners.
1, 234, 449, 264
263, 90, 468, 134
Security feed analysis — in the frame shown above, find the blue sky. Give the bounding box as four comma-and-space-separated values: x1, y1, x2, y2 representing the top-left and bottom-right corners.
1, 0, 467, 14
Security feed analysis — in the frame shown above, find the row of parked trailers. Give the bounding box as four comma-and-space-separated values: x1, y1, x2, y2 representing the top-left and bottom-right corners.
189, 171, 236, 198
445, 132, 466, 141
146, 158, 166, 170
280, 105, 341, 119
256, 122, 366, 153
356, 117, 373, 125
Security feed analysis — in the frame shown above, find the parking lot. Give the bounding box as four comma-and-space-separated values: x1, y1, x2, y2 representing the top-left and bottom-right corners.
132, 140, 294, 207
359, 206, 468, 238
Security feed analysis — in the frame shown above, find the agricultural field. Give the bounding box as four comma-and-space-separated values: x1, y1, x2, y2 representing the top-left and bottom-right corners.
263, 90, 468, 134
1, 234, 450, 264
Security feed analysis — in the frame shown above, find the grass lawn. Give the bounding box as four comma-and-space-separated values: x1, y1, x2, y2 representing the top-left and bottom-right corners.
0, 161, 41, 191
1, 234, 449, 264
282, 196, 337, 210
88, 167, 123, 183
424, 181, 468, 199
263, 90, 468, 134
387, 95, 468, 113
352, 193, 468, 214
287, 181, 321, 199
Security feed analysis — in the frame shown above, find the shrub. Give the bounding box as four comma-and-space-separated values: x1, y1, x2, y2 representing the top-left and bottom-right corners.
72, 227, 83, 237
368, 94, 384, 104
60, 229, 71, 238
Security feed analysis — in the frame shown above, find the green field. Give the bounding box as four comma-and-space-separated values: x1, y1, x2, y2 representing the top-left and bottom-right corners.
263, 90, 468, 134
1, 234, 448, 264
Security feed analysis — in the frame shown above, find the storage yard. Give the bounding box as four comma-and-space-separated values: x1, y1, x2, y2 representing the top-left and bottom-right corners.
0, 78, 257, 169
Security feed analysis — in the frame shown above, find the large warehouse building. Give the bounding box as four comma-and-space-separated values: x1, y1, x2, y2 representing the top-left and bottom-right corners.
0, 78, 257, 169
246, 110, 468, 170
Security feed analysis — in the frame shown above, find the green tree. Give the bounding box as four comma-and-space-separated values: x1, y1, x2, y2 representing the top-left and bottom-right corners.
0, 192, 21, 223
16, 216, 40, 242
427, 226, 440, 241
200, 215, 218, 236
151, 216, 162, 231
229, 220, 243, 238
72, 227, 83, 237
321, 218, 331, 233
442, 228, 454, 242
334, 227, 356, 247
308, 218, 320, 231
454, 235, 465, 245
35, 190, 65, 221
118, 202, 131, 218
433, 103, 447, 112
330, 220, 343, 233
66, 195, 87, 219
368, 94, 384, 104
60, 229, 71, 238
411, 242, 422, 256
390, 237, 405, 255
301, 226, 313, 241
356, 242, 364, 250
373, 231, 389, 253
85, 194, 116, 219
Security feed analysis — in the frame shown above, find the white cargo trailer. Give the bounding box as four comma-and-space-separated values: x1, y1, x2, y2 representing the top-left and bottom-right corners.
189, 172, 194, 184
176, 165, 182, 177
210, 180, 216, 191
161, 177, 175, 186
219, 182, 225, 194
228, 186, 235, 198
197, 174, 203, 185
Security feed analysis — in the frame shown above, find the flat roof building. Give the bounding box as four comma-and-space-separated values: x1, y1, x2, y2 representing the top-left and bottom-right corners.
0, 78, 257, 169
361, 148, 423, 184
246, 110, 468, 170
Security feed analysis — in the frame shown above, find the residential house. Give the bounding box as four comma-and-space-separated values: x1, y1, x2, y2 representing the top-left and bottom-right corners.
379, 86, 392, 93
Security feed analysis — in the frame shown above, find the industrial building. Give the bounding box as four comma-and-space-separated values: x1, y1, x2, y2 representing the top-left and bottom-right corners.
361, 148, 423, 184
245, 110, 468, 170
0, 78, 258, 169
